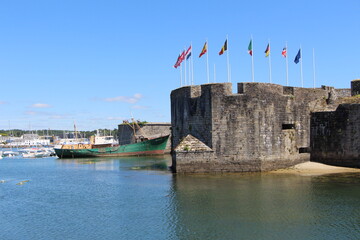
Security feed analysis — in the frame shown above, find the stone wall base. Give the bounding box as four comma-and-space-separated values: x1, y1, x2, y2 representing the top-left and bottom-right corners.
172, 151, 310, 173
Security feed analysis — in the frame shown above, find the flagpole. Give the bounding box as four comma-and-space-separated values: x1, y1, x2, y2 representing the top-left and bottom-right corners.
268, 40, 272, 83
229, 64, 232, 83
300, 46, 303, 87
188, 46, 191, 85
226, 35, 230, 82
312, 48, 316, 88
191, 43, 194, 85
285, 42, 289, 86
251, 36, 255, 82
206, 39, 210, 83
180, 64, 183, 87
184, 48, 187, 86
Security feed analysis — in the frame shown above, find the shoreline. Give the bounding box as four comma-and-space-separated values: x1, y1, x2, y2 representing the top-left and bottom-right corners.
269, 161, 360, 176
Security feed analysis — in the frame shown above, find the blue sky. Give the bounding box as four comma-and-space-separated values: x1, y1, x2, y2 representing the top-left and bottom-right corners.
0, 0, 359, 131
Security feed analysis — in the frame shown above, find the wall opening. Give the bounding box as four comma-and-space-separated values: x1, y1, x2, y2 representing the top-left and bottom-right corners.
282, 124, 295, 130
299, 147, 310, 153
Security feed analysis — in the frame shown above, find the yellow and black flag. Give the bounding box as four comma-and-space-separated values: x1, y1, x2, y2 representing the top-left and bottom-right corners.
219, 40, 227, 55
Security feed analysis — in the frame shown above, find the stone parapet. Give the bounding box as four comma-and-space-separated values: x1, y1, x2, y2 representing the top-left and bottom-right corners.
351, 79, 360, 96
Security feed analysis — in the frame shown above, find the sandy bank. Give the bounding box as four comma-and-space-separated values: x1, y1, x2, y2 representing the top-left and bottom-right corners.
269, 161, 360, 176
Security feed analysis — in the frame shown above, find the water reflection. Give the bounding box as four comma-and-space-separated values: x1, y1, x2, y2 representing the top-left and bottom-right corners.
169, 173, 360, 240
55, 154, 172, 172
1, 155, 360, 239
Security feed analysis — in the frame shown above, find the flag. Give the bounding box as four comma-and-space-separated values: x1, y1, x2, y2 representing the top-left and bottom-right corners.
185, 45, 192, 60
294, 49, 301, 64
219, 39, 227, 55
199, 42, 207, 58
173, 54, 181, 68
179, 50, 186, 62
186, 51, 192, 60
173, 50, 186, 68
264, 43, 270, 57
248, 40, 253, 56
281, 47, 287, 58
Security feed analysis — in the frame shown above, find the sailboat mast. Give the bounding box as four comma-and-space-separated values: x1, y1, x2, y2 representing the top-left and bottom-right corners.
74, 121, 78, 141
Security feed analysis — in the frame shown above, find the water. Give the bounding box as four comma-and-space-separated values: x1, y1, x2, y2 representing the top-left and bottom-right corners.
0, 155, 360, 240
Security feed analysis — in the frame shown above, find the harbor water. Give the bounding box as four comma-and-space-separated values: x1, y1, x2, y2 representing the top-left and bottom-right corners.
0, 155, 360, 240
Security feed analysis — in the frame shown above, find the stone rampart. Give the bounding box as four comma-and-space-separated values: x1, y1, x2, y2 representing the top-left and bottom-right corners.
171, 82, 341, 173
310, 104, 360, 167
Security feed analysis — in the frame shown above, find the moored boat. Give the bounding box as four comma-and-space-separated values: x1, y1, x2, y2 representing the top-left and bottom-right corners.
20, 147, 55, 158
54, 135, 169, 158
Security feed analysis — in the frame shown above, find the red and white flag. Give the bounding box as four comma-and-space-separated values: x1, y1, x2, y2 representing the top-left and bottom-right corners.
185, 45, 192, 60
173, 50, 186, 68
281, 47, 287, 58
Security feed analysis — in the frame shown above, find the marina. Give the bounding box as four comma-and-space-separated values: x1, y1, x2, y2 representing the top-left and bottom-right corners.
0, 156, 360, 239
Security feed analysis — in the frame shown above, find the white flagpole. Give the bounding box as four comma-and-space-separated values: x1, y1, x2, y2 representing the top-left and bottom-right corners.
206, 40, 210, 83
229, 64, 232, 83
312, 48, 316, 88
191, 43, 194, 85
226, 35, 230, 82
214, 64, 216, 83
300, 46, 303, 87
184, 48, 187, 86
268, 40, 272, 83
251, 35, 255, 82
285, 42, 289, 86
188, 48, 191, 85
180, 63, 183, 87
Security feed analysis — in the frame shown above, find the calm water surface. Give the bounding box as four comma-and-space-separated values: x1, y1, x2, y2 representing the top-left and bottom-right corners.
0, 155, 360, 240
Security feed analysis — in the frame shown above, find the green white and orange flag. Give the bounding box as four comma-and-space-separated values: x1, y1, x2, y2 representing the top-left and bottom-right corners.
264, 43, 270, 57
219, 40, 227, 55
248, 40, 253, 56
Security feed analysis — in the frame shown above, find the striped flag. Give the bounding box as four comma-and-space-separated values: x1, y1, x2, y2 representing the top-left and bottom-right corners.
173, 54, 181, 68
281, 47, 287, 58
219, 39, 227, 55
173, 50, 186, 68
264, 44, 270, 57
199, 42, 207, 58
248, 40, 253, 56
185, 45, 192, 60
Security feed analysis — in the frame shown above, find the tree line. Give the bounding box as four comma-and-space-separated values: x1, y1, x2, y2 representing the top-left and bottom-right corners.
0, 128, 118, 138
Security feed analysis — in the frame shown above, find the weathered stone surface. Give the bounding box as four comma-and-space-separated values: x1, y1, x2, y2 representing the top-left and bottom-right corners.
174, 134, 213, 152
171, 82, 349, 173
310, 104, 360, 167
351, 79, 360, 96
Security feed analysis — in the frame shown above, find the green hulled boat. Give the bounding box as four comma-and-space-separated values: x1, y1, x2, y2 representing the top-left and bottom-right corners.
54, 135, 169, 158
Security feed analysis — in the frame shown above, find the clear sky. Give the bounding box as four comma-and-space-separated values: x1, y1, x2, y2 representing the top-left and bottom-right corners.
0, 0, 359, 131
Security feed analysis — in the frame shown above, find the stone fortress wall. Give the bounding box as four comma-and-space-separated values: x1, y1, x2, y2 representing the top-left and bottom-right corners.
171, 81, 353, 173
310, 80, 360, 167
